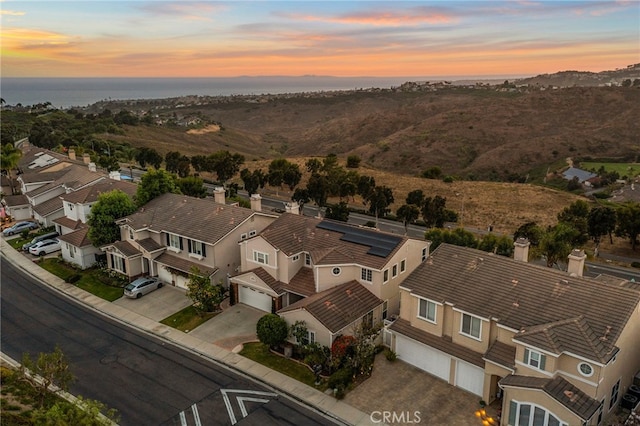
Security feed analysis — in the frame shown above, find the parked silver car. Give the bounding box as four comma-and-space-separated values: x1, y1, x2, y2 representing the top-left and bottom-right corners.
22, 231, 60, 252
2, 221, 39, 236
124, 276, 163, 299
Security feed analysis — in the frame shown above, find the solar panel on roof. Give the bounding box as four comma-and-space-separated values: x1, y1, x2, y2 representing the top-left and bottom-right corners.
317, 220, 402, 258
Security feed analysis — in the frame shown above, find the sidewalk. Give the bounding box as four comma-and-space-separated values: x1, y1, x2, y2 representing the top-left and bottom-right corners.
0, 239, 373, 426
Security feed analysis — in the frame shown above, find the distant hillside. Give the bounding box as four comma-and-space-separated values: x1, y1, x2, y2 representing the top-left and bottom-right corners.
516, 63, 640, 87
102, 83, 640, 182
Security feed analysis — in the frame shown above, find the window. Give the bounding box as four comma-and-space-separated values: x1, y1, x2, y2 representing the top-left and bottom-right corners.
67, 243, 74, 258
609, 379, 620, 410
524, 348, 546, 371
332, 267, 341, 276
383, 269, 389, 283
305, 253, 311, 266
300, 330, 315, 346
460, 313, 481, 339
292, 254, 300, 261
596, 399, 605, 425
188, 239, 206, 257
509, 401, 567, 426
363, 310, 373, 327
421, 247, 428, 262
240, 233, 248, 240
253, 251, 269, 265
418, 298, 436, 322
111, 254, 126, 273
400, 259, 406, 273
392, 264, 398, 277
361, 268, 372, 282
128, 227, 134, 239
167, 233, 182, 251
67, 202, 74, 211
382, 301, 388, 320
578, 362, 593, 377
249, 230, 257, 237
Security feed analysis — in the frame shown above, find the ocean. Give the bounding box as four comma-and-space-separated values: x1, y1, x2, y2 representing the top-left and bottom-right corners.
1, 76, 436, 109
0, 75, 523, 109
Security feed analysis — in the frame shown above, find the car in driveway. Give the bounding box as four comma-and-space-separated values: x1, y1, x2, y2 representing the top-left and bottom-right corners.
22, 231, 60, 252
28, 239, 61, 256
124, 276, 163, 299
3, 221, 39, 236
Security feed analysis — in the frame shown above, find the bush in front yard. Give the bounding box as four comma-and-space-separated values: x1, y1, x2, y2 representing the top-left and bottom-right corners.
328, 367, 353, 391
256, 314, 288, 349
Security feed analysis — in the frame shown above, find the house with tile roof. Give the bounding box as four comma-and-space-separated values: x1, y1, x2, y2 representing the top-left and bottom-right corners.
54, 179, 138, 269
1, 194, 31, 221
230, 213, 430, 347
101, 192, 277, 289
388, 241, 640, 426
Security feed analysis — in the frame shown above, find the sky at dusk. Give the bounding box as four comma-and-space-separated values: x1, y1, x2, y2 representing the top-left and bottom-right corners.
2, 1, 639, 78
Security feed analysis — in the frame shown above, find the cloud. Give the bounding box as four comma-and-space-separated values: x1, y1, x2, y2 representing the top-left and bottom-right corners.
137, 1, 226, 21
1, 9, 25, 16
282, 6, 457, 27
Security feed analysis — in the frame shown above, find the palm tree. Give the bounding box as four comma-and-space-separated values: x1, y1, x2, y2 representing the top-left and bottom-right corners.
1, 143, 22, 194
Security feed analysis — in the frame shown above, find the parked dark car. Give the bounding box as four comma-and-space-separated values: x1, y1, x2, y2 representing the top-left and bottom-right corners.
22, 231, 60, 252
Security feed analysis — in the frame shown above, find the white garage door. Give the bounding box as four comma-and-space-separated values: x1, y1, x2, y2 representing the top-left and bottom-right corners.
455, 360, 485, 396
158, 266, 172, 285
239, 285, 272, 312
395, 335, 450, 381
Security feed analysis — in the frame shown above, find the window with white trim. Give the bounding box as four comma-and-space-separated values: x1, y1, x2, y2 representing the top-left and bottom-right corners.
382, 300, 388, 320
508, 401, 567, 426
249, 230, 257, 237
128, 227, 134, 239
460, 313, 481, 339
253, 250, 269, 265
609, 379, 620, 410
392, 264, 398, 277
111, 254, 126, 273
400, 259, 406, 273
578, 362, 593, 377
383, 269, 389, 283
299, 330, 315, 346
418, 298, 436, 322
305, 253, 311, 266
188, 239, 206, 257
168, 233, 182, 250
292, 254, 300, 261
363, 310, 373, 327
67, 243, 75, 258
596, 399, 605, 425
361, 268, 372, 282
524, 348, 546, 371
240, 233, 248, 240
332, 267, 341, 276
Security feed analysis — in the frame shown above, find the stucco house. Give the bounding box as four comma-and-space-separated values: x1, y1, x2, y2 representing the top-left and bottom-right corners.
230, 213, 430, 347
388, 240, 640, 426
1, 194, 31, 221
101, 192, 277, 289
54, 179, 137, 269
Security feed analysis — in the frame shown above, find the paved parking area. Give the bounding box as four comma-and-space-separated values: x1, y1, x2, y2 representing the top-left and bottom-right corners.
343, 353, 495, 426
112, 284, 192, 322
189, 303, 264, 350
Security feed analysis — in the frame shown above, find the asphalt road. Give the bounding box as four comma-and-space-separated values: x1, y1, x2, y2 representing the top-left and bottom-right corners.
0, 257, 337, 426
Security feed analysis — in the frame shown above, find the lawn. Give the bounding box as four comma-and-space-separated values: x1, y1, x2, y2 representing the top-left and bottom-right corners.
580, 162, 640, 178
160, 305, 218, 332
239, 342, 327, 391
38, 258, 124, 301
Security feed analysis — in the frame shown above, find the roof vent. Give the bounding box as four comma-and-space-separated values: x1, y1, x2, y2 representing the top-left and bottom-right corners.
512, 300, 520, 307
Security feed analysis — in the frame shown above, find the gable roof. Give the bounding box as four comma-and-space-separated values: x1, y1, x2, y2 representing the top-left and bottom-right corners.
25, 164, 105, 197
258, 214, 410, 270
121, 193, 255, 244
61, 179, 137, 204
2, 194, 29, 207
57, 227, 93, 248
53, 216, 85, 231
278, 280, 382, 333
31, 196, 63, 216
401, 244, 640, 364
500, 375, 601, 421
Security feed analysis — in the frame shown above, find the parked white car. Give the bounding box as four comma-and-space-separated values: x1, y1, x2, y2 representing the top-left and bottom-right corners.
28, 239, 61, 256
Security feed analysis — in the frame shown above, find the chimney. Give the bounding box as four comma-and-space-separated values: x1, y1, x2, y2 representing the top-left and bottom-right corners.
250, 193, 262, 212
68, 149, 76, 161
88, 162, 97, 172
567, 249, 586, 277
213, 187, 226, 204
82, 153, 91, 164
513, 238, 530, 262
109, 170, 121, 181
285, 201, 300, 215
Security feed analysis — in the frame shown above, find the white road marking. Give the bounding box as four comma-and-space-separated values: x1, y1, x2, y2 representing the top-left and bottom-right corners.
221, 389, 278, 425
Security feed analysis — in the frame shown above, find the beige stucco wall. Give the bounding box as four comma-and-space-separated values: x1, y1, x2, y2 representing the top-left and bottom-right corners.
450, 310, 490, 353
404, 293, 444, 337
241, 236, 279, 277
513, 345, 557, 379
280, 309, 332, 347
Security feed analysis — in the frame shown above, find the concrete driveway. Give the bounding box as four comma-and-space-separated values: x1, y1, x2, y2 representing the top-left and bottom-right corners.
113, 284, 192, 322
343, 353, 498, 426
189, 303, 265, 351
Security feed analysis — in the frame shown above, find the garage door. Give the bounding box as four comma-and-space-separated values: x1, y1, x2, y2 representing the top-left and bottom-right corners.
158, 266, 172, 285
395, 335, 450, 381
239, 285, 272, 312
455, 360, 485, 396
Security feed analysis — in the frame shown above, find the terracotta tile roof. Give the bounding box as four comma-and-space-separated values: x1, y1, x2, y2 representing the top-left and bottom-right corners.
53, 217, 85, 231
389, 318, 485, 367
500, 375, 601, 421
19, 170, 65, 184
123, 193, 254, 244
155, 252, 217, 277
279, 280, 382, 333
400, 244, 640, 364
26, 164, 105, 197
32, 196, 63, 216
484, 341, 516, 371
61, 180, 137, 204
259, 214, 410, 269
253, 267, 286, 295
19, 149, 68, 171
137, 238, 164, 253
57, 228, 92, 248
2, 194, 29, 206
282, 267, 316, 296
108, 240, 141, 257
